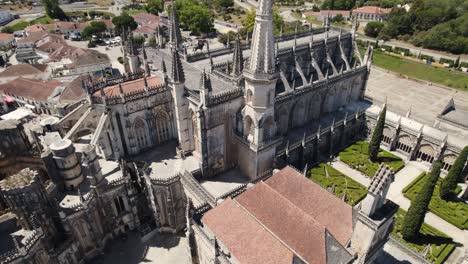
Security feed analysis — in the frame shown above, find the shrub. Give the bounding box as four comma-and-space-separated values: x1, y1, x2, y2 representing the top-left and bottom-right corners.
402, 162, 442, 240
439, 58, 455, 67
365, 21, 384, 38
368, 105, 386, 162
419, 54, 434, 62
440, 146, 468, 199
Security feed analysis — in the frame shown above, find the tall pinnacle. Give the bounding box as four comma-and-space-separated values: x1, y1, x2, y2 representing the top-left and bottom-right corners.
171, 48, 185, 83
247, 0, 275, 74
169, 1, 182, 49
231, 33, 244, 76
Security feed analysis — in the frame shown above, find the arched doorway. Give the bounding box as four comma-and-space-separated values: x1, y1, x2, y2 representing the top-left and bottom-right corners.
416, 144, 437, 164
441, 154, 456, 171
396, 135, 413, 154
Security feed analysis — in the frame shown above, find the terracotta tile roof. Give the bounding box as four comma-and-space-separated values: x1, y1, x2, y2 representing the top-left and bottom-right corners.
0, 78, 62, 101
93, 76, 163, 97
352, 6, 392, 14
133, 13, 160, 26
201, 166, 354, 264
202, 198, 295, 264
236, 182, 327, 263
65, 49, 110, 68
266, 166, 353, 246
0, 33, 13, 41
59, 75, 87, 103
0, 64, 48, 78
16, 31, 48, 44
24, 24, 48, 34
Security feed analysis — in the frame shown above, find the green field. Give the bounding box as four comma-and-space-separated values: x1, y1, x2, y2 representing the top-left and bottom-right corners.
31, 16, 55, 25
392, 209, 456, 264
403, 173, 468, 230
371, 50, 468, 90
308, 163, 367, 206
339, 141, 405, 177
9, 21, 30, 31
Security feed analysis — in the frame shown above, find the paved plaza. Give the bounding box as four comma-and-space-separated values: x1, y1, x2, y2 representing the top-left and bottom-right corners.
366, 67, 468, 131
101, 232, 189, 264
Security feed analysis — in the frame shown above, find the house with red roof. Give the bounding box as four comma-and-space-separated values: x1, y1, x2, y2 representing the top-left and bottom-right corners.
352, 6, 392, 21
0, 33, 14, 48
302, 10, 351, 21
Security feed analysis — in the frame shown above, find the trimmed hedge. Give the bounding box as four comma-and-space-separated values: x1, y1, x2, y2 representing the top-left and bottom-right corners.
392, 209, 456, 264
404, 173, 468, 230
339, 141, 405, 177
402, 172, 426, 194
309, 163, 368, 206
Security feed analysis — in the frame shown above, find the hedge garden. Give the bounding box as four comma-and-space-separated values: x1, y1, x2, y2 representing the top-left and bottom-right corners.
403, 173, 468, 230
339, 141, 405, 177
392, 209, 456, 264
308, 163, 368, 206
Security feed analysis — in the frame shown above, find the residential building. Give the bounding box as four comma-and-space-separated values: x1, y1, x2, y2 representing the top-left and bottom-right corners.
352, 6, 392, 21
0, 64, 51, 84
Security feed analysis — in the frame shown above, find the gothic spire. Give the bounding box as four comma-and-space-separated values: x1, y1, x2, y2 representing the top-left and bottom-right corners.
169, 1, 182, 49
161, 58, 167, 73
142, 45, 150, 76
247, 0, 276, 74
171, 48, 185, 83
231, 33, 244, 76
200, 69, 212, 92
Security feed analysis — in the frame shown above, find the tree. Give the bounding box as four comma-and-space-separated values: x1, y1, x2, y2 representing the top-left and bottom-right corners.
455, 56, 460, 68
332, 14, 344, 23
144, 0, 164, 15
130, 35, 145, 47
41, 0, 66, 20
402, 162, 442, 240
242, 7, 284, 35
112, 13, 138, 32
218, 30, 236, 45
365, 21, 385, 38
439, 146, 468, 199
81, 21, 107, 40
368, 104, 386, 162
148, 36, 157, 47
173, 0, 214, 35
1, 26, 13, 33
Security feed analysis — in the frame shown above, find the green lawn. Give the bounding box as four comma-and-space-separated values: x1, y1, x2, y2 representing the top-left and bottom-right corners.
339, 141, 405, 177
371, 50, 468, 90
9, 20, 30, 31
308, 163, 368, 206
31, 16, 55, 25
123, 9, 145, 16
392, 209, 456, 264
403, 173, 468, 230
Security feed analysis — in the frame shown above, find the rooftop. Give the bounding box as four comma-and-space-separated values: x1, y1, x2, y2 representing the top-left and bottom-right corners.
0, 78, 63, 102
202, 166, 353, 264
352, 6, 392, 14
93, 76, 163, 98
0, 168, 37, 190
0, 64, 48, 78
0, 33, 13, 41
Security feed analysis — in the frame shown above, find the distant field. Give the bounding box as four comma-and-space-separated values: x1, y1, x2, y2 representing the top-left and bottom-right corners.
9, 20, 29, 31
370, 50, 468, 90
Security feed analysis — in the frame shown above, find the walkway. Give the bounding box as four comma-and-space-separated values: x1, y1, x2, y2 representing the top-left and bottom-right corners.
330, 158, 468, 264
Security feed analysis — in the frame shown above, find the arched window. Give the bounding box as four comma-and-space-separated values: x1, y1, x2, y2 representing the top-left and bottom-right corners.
154, 111, 171, 144
133, 118, 147, 150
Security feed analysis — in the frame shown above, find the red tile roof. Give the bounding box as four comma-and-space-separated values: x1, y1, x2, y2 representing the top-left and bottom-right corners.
352, 6, 392, 14
0, 64, 48, 78
0, 33, 13, 41
134, 26, 156, 34
59, 75, 87, 103
93, 76, 163, 97
265, 166, 353, 246
0, 78, 62, 101
236, 182, 327, 263
133, 13, 160, 26
202, 198, 295, 264
202, 166, 354, 264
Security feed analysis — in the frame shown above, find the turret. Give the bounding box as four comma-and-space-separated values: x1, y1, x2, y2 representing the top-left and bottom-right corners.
50, 139, 83, 190
231, 33, 244, 76
199, 69, 212, 108
169, 0, 183, 50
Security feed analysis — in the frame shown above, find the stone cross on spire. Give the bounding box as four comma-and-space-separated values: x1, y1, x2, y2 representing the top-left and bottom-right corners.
169, 0, 182, 50
231, 33, 244, 76
171, 48, 185, 83
247, 0, 276, 74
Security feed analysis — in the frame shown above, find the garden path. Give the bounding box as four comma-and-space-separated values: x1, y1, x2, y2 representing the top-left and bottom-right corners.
330, 158, 468, 263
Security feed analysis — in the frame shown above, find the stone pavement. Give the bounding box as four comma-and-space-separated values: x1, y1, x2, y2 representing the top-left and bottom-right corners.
101, 232, 189, 264
330, 158, 468, 264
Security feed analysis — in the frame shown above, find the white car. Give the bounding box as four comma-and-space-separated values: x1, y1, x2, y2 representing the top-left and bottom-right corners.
104, 39, 111, 45
114, 36, 122, 42
110, 39, 117, 44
